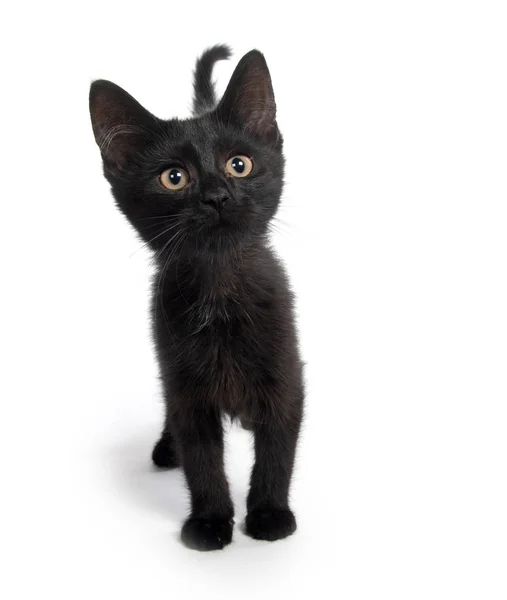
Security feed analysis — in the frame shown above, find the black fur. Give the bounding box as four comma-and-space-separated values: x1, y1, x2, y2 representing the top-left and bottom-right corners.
192, 44, 231, 116
90, 46, 304, 551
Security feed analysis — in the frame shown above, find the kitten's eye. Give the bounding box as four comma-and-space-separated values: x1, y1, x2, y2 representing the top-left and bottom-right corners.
160, 167, 189, 190
225, 155, 253, 178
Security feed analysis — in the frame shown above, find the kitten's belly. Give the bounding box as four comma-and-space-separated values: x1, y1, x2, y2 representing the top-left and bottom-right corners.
163, 309, 276, 419
191, 323, 260, 417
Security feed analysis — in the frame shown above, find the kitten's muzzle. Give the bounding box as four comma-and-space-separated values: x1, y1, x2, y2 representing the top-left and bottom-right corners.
202, 191, 229, 213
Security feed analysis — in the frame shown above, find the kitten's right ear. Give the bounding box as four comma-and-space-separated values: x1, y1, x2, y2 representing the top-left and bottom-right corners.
217, 50, 279, 143
89, 80, 160, 171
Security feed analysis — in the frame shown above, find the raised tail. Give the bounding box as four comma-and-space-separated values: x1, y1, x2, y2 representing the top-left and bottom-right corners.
192, 44, 231, 116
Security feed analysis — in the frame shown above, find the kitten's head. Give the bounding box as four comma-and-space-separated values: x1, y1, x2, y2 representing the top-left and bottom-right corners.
89, 47, 284, 259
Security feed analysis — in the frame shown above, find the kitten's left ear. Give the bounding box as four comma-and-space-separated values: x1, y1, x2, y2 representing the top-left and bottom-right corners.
217, 50, 279, 143
89, 79, 160, 172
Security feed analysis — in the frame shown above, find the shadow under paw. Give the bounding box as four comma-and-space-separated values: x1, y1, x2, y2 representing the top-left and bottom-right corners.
245, 507, 297, 541
181, 517, 234, 551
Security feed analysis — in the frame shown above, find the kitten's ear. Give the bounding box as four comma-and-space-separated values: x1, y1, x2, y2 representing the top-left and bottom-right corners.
89, 80, 160, 171
217, 50, 279, 143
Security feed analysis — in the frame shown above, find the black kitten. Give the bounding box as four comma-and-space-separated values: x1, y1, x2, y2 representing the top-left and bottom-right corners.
90, 45, 304, 551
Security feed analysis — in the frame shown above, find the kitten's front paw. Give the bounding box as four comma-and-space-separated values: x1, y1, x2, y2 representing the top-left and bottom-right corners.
152, 438, 179, 468
245, 507, 297, 541
181, 517, 234, 551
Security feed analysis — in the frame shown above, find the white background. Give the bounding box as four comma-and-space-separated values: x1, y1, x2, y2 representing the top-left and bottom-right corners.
1, 1, 506, 598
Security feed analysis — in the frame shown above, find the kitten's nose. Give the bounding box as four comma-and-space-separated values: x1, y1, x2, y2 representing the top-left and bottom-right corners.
202, 192, 229, 212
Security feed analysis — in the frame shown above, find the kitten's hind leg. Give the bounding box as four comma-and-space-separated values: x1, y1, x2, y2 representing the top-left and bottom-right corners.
152, 424, 179, 468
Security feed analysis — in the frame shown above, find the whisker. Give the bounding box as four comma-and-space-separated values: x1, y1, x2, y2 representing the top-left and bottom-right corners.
152, 227, 186, 264
130, 221, 185, 258
272, 216, 302, 235
138, 215, 184, 220
154, 228, 187, 334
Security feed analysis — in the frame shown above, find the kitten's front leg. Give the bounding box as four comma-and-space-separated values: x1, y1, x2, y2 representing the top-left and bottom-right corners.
246, 393, 303, 542
173, 403, 234, 551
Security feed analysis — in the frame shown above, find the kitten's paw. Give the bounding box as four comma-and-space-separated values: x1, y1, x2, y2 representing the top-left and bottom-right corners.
245, 507, 297, 541
151, 438, 179, 468
181, 517, 234, 551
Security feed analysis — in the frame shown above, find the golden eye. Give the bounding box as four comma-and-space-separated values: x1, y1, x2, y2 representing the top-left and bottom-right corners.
225, 155, 253, 178
160, 167, 189, 190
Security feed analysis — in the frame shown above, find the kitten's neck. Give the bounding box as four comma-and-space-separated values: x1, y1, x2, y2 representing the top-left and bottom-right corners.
156, 234, 268, 296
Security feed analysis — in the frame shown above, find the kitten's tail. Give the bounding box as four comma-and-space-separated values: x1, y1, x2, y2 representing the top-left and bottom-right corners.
192, 44, 231, 116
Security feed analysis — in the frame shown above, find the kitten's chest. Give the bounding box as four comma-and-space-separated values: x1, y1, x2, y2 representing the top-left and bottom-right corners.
162, 268, 262, 337
181, 280, 265, 349
184, 291, 253, 334
153, 263, 287, 418
178, 293, 265, 412
155, 264, 277, 398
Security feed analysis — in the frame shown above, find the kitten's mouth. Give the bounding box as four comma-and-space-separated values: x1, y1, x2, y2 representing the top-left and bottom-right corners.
201, 215, 239, 237
213, 217, 233, 230
207, 211, 231, 228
